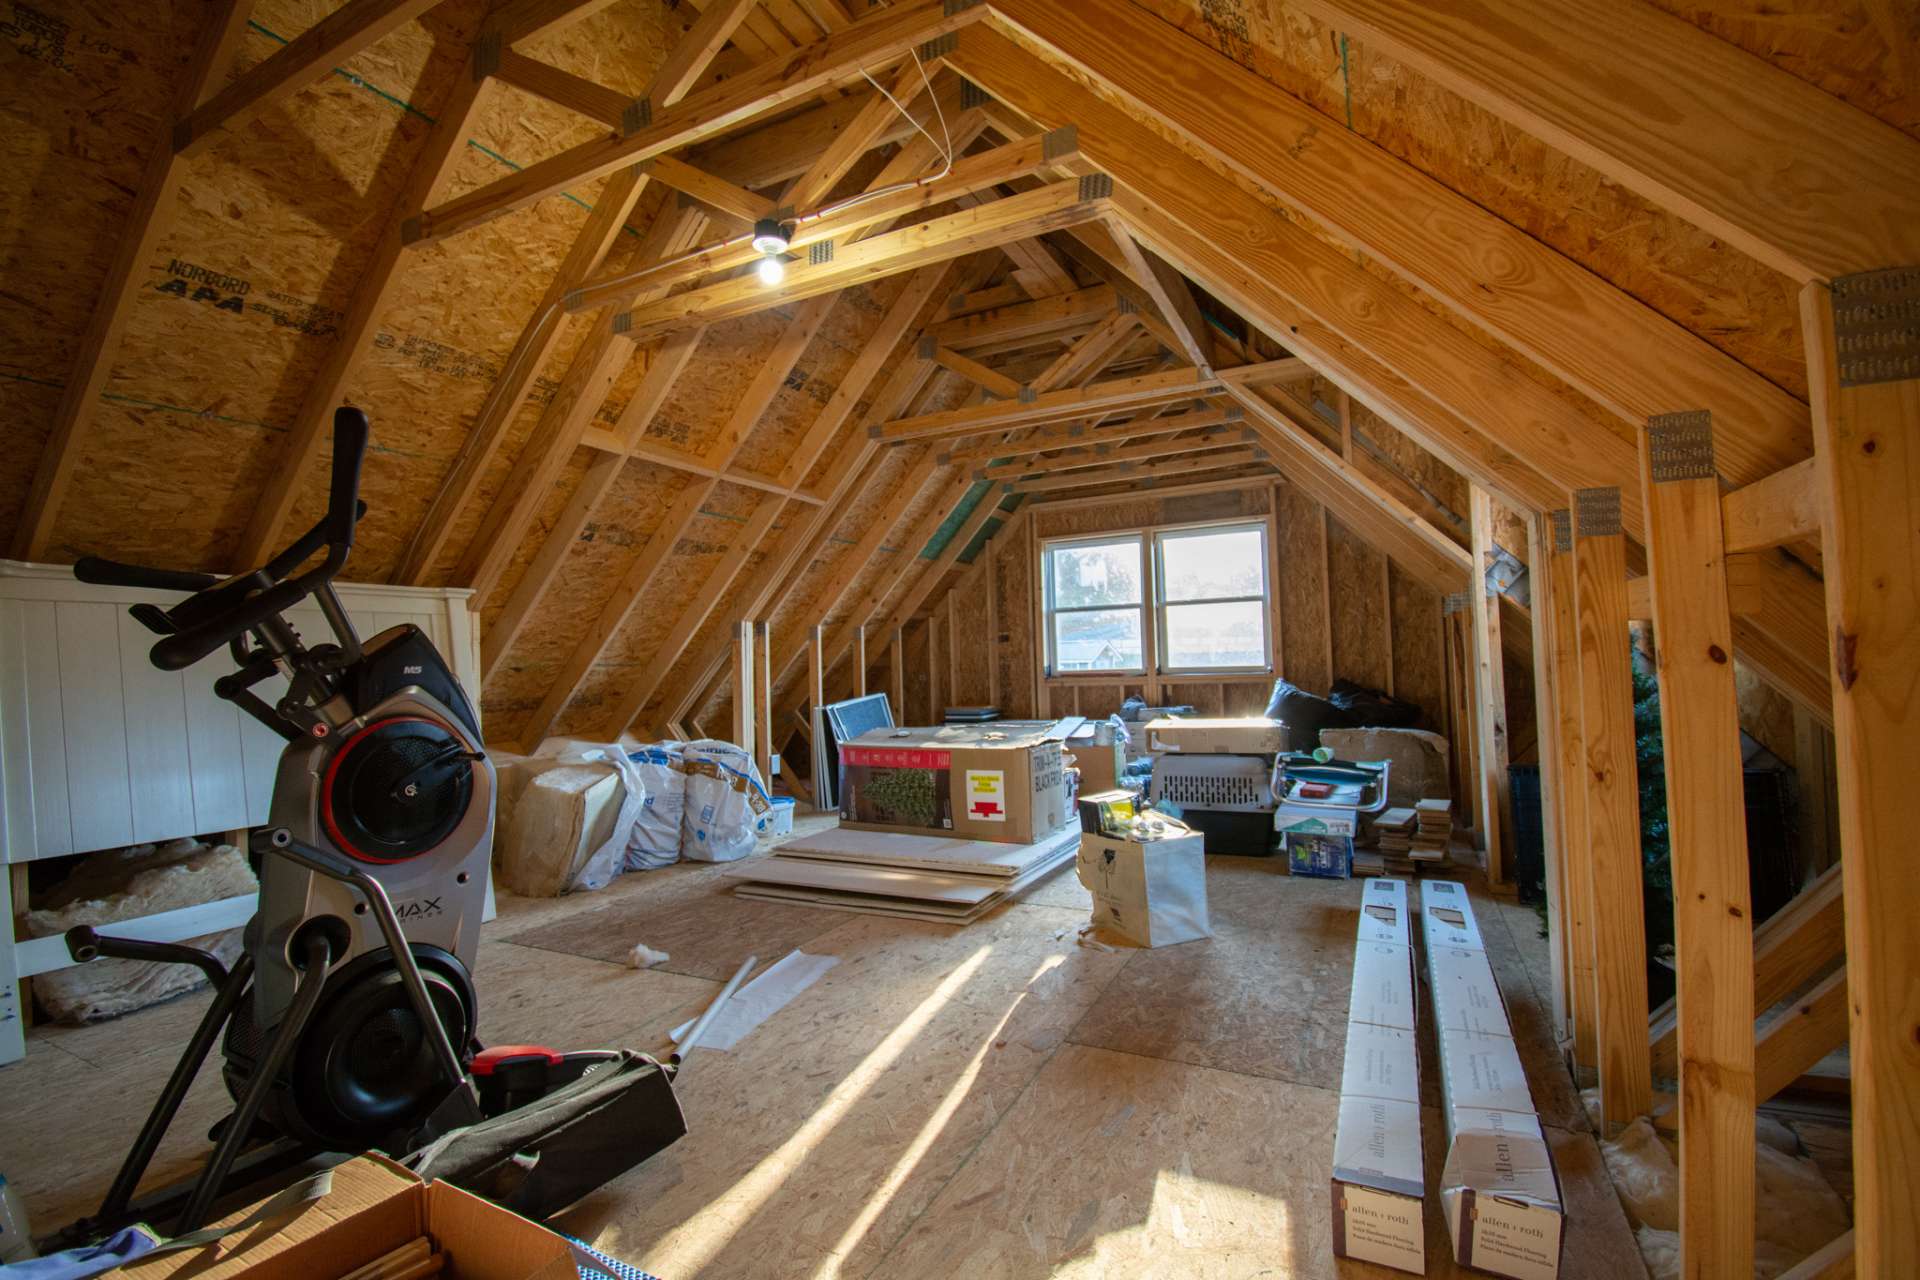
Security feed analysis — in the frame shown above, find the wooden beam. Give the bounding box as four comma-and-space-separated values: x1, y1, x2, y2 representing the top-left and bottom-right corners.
1650, 862, 1846, 1081
1282, 0, 1920, 282
615, 179, 1114, 341
991, 0, 1813, 485
1803, 272, 1920, 1274
889, 625, 906, 718
1469, 486, 1513, 889
12, 0, 254, 560
1547, 509, 1598, 1071
1019, 469, 1275, 512
939, 404, 1241, 467
929, 344, 1023, 400
1012, 448, 1262, 493
176, 0, 439, 156
1573, 485, 1653, 1133
1723, 457, 1821, 555
1526, 512, 1571, 1045
950, 29, 1834, 727
1778, 1232, 1855, 1280
1638, 412, 1755, 1275
647, 155, 776, 222
875, 365, 1222, 443
491, 47, 632, 127
732, 620, 756, 758
758, 620, 774, 782
1101, 217, 1209, 368
978, 425, 1250, 479
927, 285, 1116, 350
406, 1, 985, 244
854, 626, 868, 697
483, 0, 622, 47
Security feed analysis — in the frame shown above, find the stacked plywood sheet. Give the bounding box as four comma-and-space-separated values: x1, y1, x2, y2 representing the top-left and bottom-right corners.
725, 823, 1080, 923
1373, 807, 1418, 876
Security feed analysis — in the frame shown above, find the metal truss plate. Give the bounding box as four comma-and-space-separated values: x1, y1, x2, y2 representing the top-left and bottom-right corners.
1832, 265, 1920, 387
1646, 410, 1716, 483
1574, 487, 1621, 538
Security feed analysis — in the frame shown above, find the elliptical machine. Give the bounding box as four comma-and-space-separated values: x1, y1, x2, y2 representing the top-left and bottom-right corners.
49, 408, 683, 1248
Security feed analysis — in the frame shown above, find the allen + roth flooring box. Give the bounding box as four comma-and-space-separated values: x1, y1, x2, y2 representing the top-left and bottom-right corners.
1332, 877, 1425, 1273
839, 724, 1070, 844
1420, 880, 1566, 1280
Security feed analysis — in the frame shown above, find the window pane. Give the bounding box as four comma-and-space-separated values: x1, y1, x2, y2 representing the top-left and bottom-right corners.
1052, 608, 1144, 671
1049, 539, 1142, 608
1163, 600, 1266, 669
1159, 527, 1264, 602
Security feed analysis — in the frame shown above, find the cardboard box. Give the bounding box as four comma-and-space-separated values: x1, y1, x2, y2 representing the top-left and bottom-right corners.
1349, 941, 1417, 1032
1357, 877, 1410, 946
1331, 1095, 1427, 1273
1441, 1110, 1565, 1280
1076, 829, 1210, 947
1142, 716, 1288, 755
1275, 804, 1358, 838
839, 724, 1071, 844
124, 1154, 578, 1280
1341, 1021, 1421, 1104
1333, 878, 1424, 1274
1419, 878, 1485, 950
1428, 943, 1510, 1037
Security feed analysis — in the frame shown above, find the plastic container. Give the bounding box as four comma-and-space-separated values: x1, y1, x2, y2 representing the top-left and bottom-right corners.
0, 1171, 35, 1263
768, 796, 796, 837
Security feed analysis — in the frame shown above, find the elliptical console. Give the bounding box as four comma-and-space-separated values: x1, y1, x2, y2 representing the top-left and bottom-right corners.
67, 408, 494, 1228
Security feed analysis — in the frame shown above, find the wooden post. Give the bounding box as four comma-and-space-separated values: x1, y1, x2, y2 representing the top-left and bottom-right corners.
854, 625, 868, 699
1525, 512, 1571, 1045
1548, 509, 1600, 1075
1573, 485, 1653, 1132
755, 621, 773, 784
1803, 270, 1920, 1274
1639, 412, 1755, 1275
810, 624, 827, 803
733, 620, 755, 763
891, 625, 906, 723
1469, 486, 1513, 887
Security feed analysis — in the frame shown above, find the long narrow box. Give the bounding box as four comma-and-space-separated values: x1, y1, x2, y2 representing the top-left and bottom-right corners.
1420, 881, 1566, 1280
1332, 878, 1425, 1273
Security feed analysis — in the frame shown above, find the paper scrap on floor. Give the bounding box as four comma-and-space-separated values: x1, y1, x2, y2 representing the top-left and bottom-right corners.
670, 949, 838, 1051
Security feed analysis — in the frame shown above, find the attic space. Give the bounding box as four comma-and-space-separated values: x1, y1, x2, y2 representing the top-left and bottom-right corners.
0, 1, 1914, 1277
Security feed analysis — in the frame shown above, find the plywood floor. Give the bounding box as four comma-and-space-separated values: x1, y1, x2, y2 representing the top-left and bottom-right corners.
0, 816, 1644, 1278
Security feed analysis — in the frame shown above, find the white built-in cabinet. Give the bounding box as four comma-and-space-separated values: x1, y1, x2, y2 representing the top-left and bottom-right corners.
0, 560, 482, 1065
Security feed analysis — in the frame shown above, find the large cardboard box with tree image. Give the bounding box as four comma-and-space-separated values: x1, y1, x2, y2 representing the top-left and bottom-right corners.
838, 725, 1072, 844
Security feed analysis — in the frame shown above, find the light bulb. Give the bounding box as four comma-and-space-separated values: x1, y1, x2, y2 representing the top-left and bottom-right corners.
757, 255, 786, 286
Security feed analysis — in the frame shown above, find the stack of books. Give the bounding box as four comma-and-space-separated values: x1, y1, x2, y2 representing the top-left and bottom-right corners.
1373, 807, 1418, 876
1413, 799, 1452, 862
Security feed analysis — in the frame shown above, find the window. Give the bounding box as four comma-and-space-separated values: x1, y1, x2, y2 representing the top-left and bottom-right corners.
1042, 521, 1270, 675
1154, 524, 1269, 671
1044, 535, 1146, 673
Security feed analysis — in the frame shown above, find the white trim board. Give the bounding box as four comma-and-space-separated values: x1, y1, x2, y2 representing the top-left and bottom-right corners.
767, 822, 1079, 878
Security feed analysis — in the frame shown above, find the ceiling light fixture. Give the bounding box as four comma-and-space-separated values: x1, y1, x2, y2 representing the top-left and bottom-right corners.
756, 255, 786, 286
751, 217, 791, 288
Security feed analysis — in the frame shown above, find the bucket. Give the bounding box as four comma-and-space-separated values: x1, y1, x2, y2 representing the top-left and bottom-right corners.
768, 796, 796, 837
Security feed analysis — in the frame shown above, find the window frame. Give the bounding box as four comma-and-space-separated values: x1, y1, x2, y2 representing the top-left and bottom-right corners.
1151, 521, 1272, 676
1041, 531, 1149, 676
1039, 519, 1273, 678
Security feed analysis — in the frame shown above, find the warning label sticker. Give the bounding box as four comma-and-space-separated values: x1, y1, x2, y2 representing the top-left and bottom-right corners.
966, 769, 1007, 822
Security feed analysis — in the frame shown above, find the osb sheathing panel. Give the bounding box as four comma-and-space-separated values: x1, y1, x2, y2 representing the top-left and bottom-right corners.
1388, 561, 1444, 730
27, 3, 473, 567
1325, 514, 1390, 693
949, 561, 992, 703
479, 463, 694, 742
733, 278, 901, 466
0, 0, 199, 545
902, 613, 932, 722
6, 0, 691, 572
991, 530, 1036, 718
1134, 0, 1813, 400
1273, 475, 1332, 694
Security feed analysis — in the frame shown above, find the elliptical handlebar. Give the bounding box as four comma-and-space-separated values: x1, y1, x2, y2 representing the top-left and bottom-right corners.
73, 407, 373, 673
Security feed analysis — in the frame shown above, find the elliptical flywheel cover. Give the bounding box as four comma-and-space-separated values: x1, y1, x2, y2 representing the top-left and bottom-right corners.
322, 715, 474, 862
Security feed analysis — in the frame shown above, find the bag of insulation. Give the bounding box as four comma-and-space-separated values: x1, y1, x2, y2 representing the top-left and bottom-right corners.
492, 742, 648, 895
680, 739, 775, 862
625, 744, 687, 870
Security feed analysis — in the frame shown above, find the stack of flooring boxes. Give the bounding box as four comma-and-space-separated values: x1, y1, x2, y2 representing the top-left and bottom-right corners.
1421, 880, 1566, 1278
1411, 798, 1452, 863
1330, 879, 1425, 1273
1372, 808, 1418, 876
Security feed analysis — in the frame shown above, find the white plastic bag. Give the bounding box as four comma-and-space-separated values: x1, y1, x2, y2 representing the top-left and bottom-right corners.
681, 739, 775, 862
625, 743, 687, 870
526, 740, 649, 892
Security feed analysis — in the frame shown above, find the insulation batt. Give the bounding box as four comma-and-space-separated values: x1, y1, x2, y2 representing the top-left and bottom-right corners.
26, 839, 256, 1024
1589, 1092, 1853, 1279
